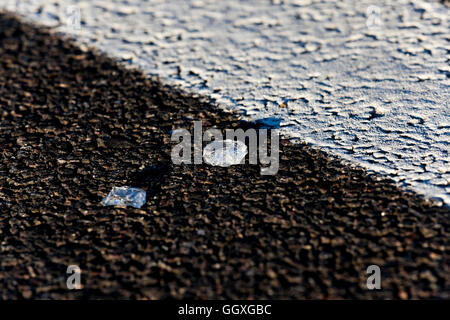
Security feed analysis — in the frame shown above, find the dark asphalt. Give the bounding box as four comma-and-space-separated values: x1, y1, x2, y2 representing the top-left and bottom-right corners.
0, 13, 448, 299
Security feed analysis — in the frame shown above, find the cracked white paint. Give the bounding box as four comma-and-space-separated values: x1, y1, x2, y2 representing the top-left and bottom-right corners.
2, 0, 449, 204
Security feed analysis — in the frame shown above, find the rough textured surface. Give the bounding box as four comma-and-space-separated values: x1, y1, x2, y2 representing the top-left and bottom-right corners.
2, 0, 449, 204
0, 14, 449, 299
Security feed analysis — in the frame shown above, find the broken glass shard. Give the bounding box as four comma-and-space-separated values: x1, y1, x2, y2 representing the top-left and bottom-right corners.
101, 186, 146, 208
203, 139, 247, 167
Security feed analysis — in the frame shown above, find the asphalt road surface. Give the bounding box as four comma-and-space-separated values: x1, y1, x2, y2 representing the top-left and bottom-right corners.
5, 0, 449, 205
0, 14, 448, 299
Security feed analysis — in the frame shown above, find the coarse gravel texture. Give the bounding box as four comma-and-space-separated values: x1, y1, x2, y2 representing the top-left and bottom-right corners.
0, 14, 449, 299
3, 0, 449, 205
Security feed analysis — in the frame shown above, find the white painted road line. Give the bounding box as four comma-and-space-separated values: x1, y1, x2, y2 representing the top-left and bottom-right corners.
3, 0, 449, 204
